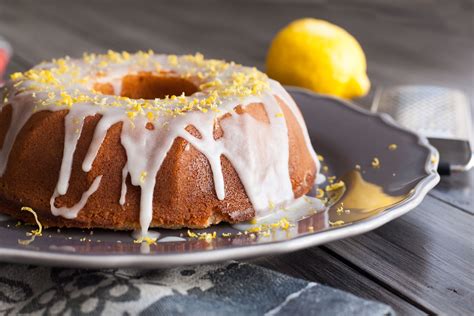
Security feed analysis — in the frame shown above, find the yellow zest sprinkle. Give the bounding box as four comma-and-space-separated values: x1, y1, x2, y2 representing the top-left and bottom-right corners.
316, 188, 325, 199
187, 230, 198, 238
133, 236, 157, 245
146, 111, 155, 121
187, 230, 217, 242
329, 220, 345, 227
18, 207, 43, 246
244, 217, 293, 236
127, 111, 137, 120
21, 207, 43, 236
317, 154, 324, 162
388, 144, 398, 151
268, 200, 275, 210
139, 171, 147, 184
325, 180, 345, 192
10, 51, 270, 119
198, 231, 216, 242
122, 51, 131, 60
168, 55, 178, 66
107, 50, 121, 62
98, 60, 109, 68
248, 226, 261, 233
83, 52, 96, 63
371, 157, 380, 169
322, 165, 329, 172
250, 218, 257, 225
10, 72, 24, 80
274, 112, 284, 118
59, 91, 73, 107
327, 176, 336, 184
278, 217, 291, 230
222, 233, 232, 238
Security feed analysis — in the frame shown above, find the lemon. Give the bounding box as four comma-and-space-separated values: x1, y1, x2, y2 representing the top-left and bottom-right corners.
266, 18, 370, 99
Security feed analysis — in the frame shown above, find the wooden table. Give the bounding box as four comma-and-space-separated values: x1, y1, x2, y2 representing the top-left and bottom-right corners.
1, 0, 472, 314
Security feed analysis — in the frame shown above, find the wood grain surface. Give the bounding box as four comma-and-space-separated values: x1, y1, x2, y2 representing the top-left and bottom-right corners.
1, 0, 473, 315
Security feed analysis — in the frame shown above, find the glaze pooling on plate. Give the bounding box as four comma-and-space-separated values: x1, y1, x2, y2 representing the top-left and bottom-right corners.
0, 52, 318, 237
232, 195, 326, 232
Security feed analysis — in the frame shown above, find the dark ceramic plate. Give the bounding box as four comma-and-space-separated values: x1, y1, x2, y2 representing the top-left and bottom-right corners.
0, 88, 439, 268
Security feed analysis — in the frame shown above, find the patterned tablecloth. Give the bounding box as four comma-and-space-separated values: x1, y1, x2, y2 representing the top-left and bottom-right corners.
0, 261, 393, 315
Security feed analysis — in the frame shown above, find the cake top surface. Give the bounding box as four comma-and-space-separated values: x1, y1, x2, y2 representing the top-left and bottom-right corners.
4, 51, 270, 121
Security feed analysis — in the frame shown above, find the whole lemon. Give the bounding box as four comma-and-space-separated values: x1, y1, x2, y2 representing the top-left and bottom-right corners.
266, 18, 370, 99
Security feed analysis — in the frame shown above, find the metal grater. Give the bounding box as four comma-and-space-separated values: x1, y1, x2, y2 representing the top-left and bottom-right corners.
372, 86, 473, 174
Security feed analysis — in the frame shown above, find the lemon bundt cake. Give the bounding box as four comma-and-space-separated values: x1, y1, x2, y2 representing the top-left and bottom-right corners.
0, 51, 318, 236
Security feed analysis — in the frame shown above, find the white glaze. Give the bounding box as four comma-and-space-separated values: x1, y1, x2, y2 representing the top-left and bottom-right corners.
0, 94, 36, 175
57, 106, 98, 195
232, 195, 326, 232
132, 229, 160, 241
119, 164, 128, 206
316, 173, 326, 185
158, 236, 186, 243
50, 175, 103, 219
0, 53, 319, 235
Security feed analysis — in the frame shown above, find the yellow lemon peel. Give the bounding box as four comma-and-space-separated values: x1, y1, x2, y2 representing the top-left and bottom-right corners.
21, 207, 43, 236
134, 236, 157, 245
371, 157, 381, 169
266, 18, 370, 99
18, 207, 43, 246
329, 220, 345, 227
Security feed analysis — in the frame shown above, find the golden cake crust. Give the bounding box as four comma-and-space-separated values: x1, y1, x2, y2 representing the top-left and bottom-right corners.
0, 98, 316, 229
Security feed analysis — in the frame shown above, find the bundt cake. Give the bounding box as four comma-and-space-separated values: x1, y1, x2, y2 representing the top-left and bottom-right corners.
0, 51, 318, 237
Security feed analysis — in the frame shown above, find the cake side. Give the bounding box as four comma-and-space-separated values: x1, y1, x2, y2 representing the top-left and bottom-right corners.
0, 99, 316, 229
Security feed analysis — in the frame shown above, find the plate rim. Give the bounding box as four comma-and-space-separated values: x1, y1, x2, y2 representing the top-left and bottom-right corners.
0, 88, 440, 268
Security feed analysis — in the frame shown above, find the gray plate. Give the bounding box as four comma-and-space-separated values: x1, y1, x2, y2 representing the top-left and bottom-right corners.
0, 88, 439, 268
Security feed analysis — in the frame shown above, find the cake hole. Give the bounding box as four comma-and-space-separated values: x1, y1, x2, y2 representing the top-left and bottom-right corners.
94, 72, 199, 100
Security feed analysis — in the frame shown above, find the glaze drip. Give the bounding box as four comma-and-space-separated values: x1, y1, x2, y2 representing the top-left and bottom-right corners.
50, 175, 103, 219
0, 52, 318, 234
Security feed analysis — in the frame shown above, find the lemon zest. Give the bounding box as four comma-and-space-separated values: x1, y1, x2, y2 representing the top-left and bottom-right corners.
329, 220, 345, 227
21, 207, 43, 236
316, 188, 325, 199
187, 230, 198, 238
133, 236, 157, 245
325, 180, 345, 192
371, 157, 380, 169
